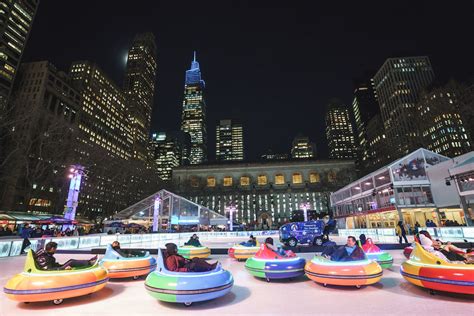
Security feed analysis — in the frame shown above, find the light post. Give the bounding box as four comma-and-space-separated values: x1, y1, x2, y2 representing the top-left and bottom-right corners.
300, 202, 311, 222
64, 165, 85, 228
225, 204, 237, 231
152, 196, 161, 232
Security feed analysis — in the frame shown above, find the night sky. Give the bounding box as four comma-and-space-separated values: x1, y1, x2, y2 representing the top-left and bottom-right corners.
23, 1, 474, 160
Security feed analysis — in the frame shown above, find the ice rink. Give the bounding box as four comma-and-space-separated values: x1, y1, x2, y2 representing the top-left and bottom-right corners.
1, 246, 472, 316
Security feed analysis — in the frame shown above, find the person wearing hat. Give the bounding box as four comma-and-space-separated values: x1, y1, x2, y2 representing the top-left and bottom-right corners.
164, 243, 216, 272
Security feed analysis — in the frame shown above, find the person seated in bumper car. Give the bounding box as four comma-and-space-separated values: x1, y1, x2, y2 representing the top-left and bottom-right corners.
165, 243, 216, 272
418, 230, 473, 261
111, 241, 146, 258
322, 236, 366, 262
265, 237, 291, 257
36, 241, 97, 270
184, 234, 202, 247
240, 235, 257, 247
419, 234, 474, 264
359, 234, 367, 246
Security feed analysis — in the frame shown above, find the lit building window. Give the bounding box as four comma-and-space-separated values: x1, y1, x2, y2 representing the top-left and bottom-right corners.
240, 176, 250, 186
328, 171, 337, 182
275, 174, 285, 185
223, 176, 233, 187
190, 176, 199, 187
207, 177, 216, 187
292, 173, 303, 184
310, 172, 320, 183
258, 175, 267, 185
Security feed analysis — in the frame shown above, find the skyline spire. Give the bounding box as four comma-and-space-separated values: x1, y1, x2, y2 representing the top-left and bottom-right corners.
186, 50, 204, 86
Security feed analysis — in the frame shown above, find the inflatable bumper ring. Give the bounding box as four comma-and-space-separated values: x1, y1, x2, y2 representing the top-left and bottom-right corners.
305, 256, 383, 288
400, 243, 474, 295
3, 250, 108, 304
100, 245, 157, 279
362, 238, 393, 269
145, 249, 233, 306
178, 245, 211, 259
245, 244, 306, 281
228, 242, 260, 260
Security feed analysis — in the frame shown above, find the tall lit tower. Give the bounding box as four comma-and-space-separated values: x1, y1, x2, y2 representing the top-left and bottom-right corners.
123, 32, 157, 161
373, 56, 435, 156
216, 119, 244, 161
0, 0, 39, 108
325, 99, 357, 159
181, 51, 207, 164
351, 78, 379, 163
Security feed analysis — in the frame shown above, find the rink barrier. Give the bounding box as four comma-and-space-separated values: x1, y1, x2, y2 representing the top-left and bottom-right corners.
0, 230, 278, 258
338, 227, 474, 243
338, 228, 396, 243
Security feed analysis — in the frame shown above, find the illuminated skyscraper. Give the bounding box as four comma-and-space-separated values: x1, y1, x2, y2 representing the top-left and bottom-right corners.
417, 82, 472, 157
181, 51, 207, 164
150, 131, 190, 180
291, 135, 316, 159
216, 119, 244, 161
325, 99, 356, 159
69, 61, 132, 160
351, 78, 379, 163
0, 0, 39, 108
373, 56, 435, 156
123, 33, 157, 161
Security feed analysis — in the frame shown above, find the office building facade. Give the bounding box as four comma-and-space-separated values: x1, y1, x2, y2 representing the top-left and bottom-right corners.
150, 131, 190, 180
0, 61, 81, 213
373, 56, 435, 156
417, 82, 472, 157
216, 119, 244, 161
364, 113, 390, 172
291, 135, 316, 159
123, 33, 157, 161
181, 52, 207, 165
351, 79, 379, 164
261, 150, 289, 161
69, 61, 158, 219
325, 99, 356, 159
70, 61, 132, 161
0, 0, 38, 108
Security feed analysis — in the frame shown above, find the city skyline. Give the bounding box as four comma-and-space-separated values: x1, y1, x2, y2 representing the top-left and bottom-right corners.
21, 1, 474, 160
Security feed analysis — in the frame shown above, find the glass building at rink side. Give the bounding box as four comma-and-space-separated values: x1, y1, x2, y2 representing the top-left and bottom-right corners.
112, 189, 228, 229
331, 148, 474, 229
172, 160, 356, 228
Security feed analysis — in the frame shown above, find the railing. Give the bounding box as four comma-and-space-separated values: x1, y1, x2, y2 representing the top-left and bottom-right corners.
421, 227, 474, 241
338, 228, 397, 243
0, 230, 278, 258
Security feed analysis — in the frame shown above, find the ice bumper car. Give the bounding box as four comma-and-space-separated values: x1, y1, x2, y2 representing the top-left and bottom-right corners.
400, 243, 474, 295
305, 255, 383, 288
228, 241, 260, 260
145, 249, 233, 306
178, 245, 211, 259
3, 250, 108, 305
361, 238, 393, 269
245, 244, 306, 282
100, 245, 157, 279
